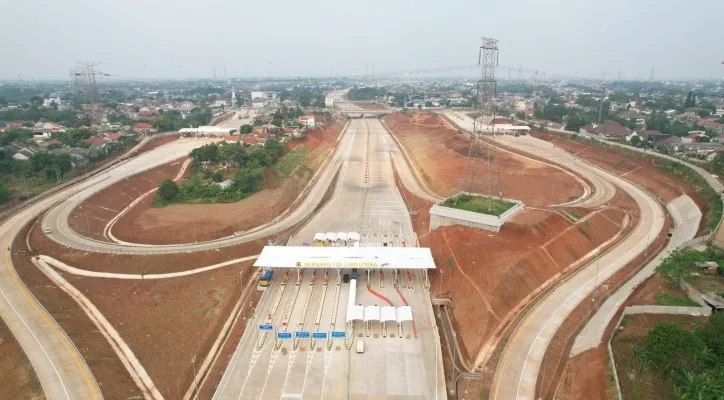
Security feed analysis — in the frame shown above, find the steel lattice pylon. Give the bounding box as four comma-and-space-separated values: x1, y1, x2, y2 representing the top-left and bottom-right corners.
70, 61, 106, 126
459, 37, 503, 204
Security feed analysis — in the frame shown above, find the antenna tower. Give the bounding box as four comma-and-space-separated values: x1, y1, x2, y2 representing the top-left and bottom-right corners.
459, 37, 502, 206
70, 61, 105, 126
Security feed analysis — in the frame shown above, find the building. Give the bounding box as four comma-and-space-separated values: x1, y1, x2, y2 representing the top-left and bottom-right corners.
43, 97, 61, 108
134, 122, 154, 135
299, 115, 316, 128
241, 135, 257, 146
582, 121, 631, 140
682, 131, 706, 144
251, 91, 279, 108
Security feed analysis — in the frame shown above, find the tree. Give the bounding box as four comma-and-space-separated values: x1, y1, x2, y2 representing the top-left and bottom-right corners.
645, 321, 706, 373
629, 135, 641, 147
239, 124, 252, 134
157, 179, 180, 202
701, 313, 724, 357
0, 184, 11, 204
565, 114, 586, 132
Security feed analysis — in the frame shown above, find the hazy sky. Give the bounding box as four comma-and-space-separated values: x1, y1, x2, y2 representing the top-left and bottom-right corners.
2, 0, 723, 80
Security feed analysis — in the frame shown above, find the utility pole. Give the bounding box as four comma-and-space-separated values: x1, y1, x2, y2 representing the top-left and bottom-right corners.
459, 37, 501, 210
597, 78, 607, 124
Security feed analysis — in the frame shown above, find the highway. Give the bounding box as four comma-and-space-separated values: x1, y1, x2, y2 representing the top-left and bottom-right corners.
1, 93, 447, 399
445, 113, 666, 400
213, 101, 447, 399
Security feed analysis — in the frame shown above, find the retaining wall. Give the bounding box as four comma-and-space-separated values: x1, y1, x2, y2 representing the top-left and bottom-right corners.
429, 193, 523, 232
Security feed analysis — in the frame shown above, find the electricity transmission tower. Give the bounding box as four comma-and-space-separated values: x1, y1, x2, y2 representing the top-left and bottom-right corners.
459, 37, 503, 206
70, 61, 108, 126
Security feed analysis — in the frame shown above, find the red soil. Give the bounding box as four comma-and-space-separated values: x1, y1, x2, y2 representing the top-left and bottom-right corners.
552, 347, 611, 400
533, 131, 709, 233
385, 113, 583, 207
71, 120, 343, 245
394, 166, 630, 365
68, 160, 186, 241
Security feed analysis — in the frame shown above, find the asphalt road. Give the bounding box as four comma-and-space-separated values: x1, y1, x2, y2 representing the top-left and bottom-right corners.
213, 111, 447, 399
1, 95, 446, 399
445, 113, 666, 400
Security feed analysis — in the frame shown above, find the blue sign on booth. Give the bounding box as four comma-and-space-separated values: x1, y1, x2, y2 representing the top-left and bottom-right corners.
331, 331, 346, 339
277, 332, 292, 340
259, 324, 273, 331
295, 331, 310, 339
312, 331, 328, 340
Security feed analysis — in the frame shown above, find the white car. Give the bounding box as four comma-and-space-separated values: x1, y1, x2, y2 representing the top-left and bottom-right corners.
43, 228, 52, 234
356, 340, 364, 354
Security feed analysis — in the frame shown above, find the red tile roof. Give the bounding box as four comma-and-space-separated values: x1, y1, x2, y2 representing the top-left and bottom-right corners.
105, 132, 124, 141
134, 122, 152, 129
83, 136, 108, 145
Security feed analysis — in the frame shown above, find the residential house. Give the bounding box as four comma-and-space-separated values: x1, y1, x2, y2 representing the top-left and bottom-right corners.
134, 122, 154, 135
12, 149, 35, 161
299, 115, 316, 128
682, 131, 706, 143
582, 121, 631, 140
240, 135, 257, 146
259, 124, 281, 135
676, 142, 724, 159
651, 135, 682, 149
712, 135, 724, 144
103, 132, 125, 143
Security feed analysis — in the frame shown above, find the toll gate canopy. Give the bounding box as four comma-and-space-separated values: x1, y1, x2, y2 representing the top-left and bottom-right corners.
254, 246, 436, 269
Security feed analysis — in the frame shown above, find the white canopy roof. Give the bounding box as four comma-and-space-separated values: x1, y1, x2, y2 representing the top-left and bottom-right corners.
337, 232, 349, 241
314, 232, 326, 241
396, 306, 413, 323
326, 232, 338, 241
381, 306, 397, 322
364, 305, 381, 322
348, 232, 361, 242
254, 246, 436, 269
346, 305, 364, 322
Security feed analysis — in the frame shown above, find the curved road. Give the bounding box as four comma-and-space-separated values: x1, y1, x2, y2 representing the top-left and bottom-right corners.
1, 94, 446, 398
444, 113, 664, 400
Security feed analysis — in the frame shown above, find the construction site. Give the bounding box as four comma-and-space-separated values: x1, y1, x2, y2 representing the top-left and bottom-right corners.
2, 37, 723, 400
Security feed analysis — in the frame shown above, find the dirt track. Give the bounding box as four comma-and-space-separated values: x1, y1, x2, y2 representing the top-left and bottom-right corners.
385, 113, 583, 206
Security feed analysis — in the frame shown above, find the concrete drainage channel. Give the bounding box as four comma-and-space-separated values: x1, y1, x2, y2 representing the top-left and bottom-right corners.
433, 301, 483, 398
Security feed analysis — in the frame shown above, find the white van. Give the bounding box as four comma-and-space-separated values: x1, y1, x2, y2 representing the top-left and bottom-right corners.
43, 228, 52, 234
356, 340, 364, 354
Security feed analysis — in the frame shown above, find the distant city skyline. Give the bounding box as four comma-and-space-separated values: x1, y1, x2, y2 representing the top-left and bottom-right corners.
1, 0, 723, 81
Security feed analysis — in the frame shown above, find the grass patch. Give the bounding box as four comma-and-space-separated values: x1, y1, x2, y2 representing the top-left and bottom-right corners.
653, 293, 700, 307
440, 193, 516, 216
276, 146, 309, 177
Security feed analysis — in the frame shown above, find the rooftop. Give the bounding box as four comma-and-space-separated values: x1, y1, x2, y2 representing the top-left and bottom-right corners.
253, 246, 436, 269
